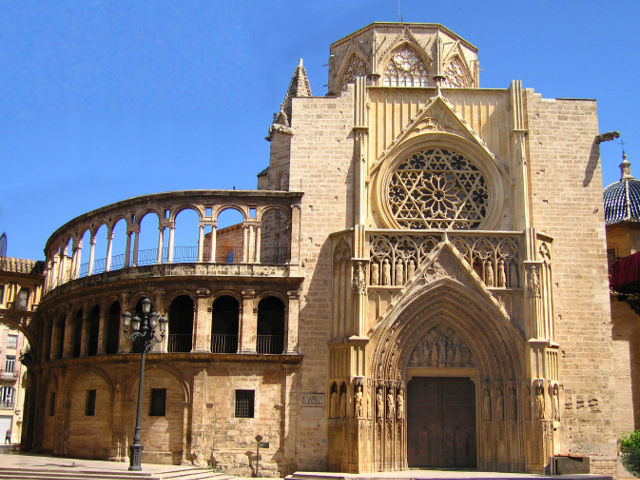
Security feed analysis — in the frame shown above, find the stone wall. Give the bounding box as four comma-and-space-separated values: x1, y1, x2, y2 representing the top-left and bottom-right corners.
525, 92, 617, 471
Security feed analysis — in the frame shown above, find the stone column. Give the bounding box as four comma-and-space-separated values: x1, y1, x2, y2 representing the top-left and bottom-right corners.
97, 301, 107, 354
131, 226, 140, 267
242, 225, 249, 263
285, 290, 300, 354
105, 229, 114, 271
193, 289, 212, 352
255, 225, 262, 264
88, 235, 96, 276
117, 293, 130, 353
124, 230, 132, 268
197, 225, 205, 262
80, 305, 89, 356
167, 222, 175, 263
208, 221, 217, 263
156, 225, 165, 264
238, 289, 256, 353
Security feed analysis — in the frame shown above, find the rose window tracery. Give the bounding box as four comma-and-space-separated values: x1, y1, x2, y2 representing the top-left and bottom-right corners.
386, 148, 489, 229
442, 57, 471, 88
383, 47, 429, 87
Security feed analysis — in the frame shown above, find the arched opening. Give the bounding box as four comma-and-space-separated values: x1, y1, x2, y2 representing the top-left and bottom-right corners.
105, 302, 120, 354
168, 295, 194, 353
72, 309, 83, 358
87, 305, 100, 356
260, 209, 289, 264
211, 296, 239, 353
214, 208, 244, 263
256, 296, 284, 354
76, 229, 91, 278
55, 314, 65, 359
173, 208, 200, 263
137, 211, 161, 266
110, 218, 128, 271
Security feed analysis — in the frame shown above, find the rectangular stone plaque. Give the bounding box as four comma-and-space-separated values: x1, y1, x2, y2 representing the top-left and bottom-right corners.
300, 392, 325, 406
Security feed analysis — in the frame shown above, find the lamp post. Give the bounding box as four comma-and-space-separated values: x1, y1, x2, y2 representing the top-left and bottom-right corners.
122, 297, 167, 471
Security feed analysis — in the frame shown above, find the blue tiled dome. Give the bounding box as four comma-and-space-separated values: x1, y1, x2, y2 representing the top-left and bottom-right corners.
604, 154, 640, 225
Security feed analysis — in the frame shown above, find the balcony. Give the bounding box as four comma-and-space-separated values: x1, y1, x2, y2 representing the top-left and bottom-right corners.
210, 334, 238, 354
0, 400, 14, 409
256, 335, 284, 355
168, 334, 192, 353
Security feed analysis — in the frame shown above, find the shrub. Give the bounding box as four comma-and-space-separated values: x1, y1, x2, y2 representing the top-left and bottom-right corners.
620, 430, 640, 477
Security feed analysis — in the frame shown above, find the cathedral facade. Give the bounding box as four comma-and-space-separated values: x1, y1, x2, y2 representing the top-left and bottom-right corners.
5, 23, 628, 476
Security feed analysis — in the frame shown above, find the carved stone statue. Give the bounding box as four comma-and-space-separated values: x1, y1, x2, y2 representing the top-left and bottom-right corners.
437, 335, 447, 367
382, 259, 391, 286
498, 259, 507, 287
535, 380, 545, 419
386, 389, 395, 421
396, 389, 404, 421
329, 389, 338, 418
446, 339, 455, 366
407, 259, 416, 279
482, 387, 492, 421
354, 385, 364, 418
339, 389, 347, 418
495, 387, 504, 421
395, 259, 404, 286
485, 261, 494, 287
551, 383, 560, 421
376, 387, 384, 420
371, 262, 379, 285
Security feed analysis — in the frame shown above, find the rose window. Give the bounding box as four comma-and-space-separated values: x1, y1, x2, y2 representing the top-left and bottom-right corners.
383, 47, 429, 87
387, 148, 489, 229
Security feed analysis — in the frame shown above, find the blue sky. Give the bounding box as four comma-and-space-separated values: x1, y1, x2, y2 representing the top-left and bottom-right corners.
1, 1, 638, 260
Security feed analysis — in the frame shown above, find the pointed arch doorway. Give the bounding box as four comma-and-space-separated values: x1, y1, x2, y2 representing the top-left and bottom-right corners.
407, 376, 476, 468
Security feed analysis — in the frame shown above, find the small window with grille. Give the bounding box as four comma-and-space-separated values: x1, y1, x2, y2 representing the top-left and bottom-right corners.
85, 389, 96, 416
235, 389, 255, 418
149, 388, 166, 416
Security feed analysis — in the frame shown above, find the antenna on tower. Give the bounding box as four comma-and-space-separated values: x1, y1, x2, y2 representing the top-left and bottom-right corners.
398, 0, 403, 22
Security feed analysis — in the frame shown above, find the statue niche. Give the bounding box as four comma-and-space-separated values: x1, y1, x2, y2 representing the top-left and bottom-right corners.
407, 324, 476, 368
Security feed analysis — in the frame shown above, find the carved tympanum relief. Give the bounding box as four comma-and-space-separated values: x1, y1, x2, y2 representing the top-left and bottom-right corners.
442, 56, 472, 88
383, 47, 430, 87
407, 324, 476, 368
386, 148, 489, 229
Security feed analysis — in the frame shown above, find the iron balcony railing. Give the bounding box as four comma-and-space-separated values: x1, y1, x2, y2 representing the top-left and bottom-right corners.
210, 334, 238, 354
167, 334, 192, 353
256, 335, 284, 354
0, 400, 14, 409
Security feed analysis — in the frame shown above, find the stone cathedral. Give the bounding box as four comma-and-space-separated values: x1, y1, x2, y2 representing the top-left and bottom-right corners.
1, 22, 630, 477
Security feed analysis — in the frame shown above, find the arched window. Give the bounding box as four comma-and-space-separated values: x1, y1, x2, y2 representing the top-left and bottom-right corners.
55, 315, 65, 359
257, 296, 285, 354
105, 302, 120, 354
211, 296, 239, 353
341, 54, 367, 90
386, 147, 489, 229
226, 250, 234, 264
72, 309, 83, 358
87, 305, 100, 356
168, 295, 194, 353
442, 56, 472, 88
383, 47, 429, 87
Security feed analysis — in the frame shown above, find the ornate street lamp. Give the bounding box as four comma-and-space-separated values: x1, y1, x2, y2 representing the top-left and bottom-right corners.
122, 297, 167, 471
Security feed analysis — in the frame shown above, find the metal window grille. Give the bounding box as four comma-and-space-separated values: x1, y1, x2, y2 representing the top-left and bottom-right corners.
85, 389, 96, 416
235, 390, 254, 418
0, 387, 14, 408
4, 356, 15, 374
7, 334, 18, 349
149, 388, 166, 416
17, 289, 29, 309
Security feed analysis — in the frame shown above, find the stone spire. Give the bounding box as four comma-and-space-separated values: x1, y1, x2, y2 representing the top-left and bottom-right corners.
279, 58, 312, 127
620, 151, 634, 180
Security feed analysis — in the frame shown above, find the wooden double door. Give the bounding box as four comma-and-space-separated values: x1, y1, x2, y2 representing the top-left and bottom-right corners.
407, 377, 476, 468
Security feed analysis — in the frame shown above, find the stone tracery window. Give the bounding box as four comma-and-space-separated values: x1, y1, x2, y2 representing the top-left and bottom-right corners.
383, 47, 429, 87
341, 55, 367, 90
387, 148, 489, 229
442, 57, 471, 88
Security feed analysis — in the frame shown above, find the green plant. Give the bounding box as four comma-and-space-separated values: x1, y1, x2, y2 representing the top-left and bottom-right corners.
620, 430, 640, 477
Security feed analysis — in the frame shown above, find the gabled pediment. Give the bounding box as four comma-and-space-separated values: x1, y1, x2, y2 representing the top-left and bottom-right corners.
370, 93, 500, 175
378, 26, 433, 66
